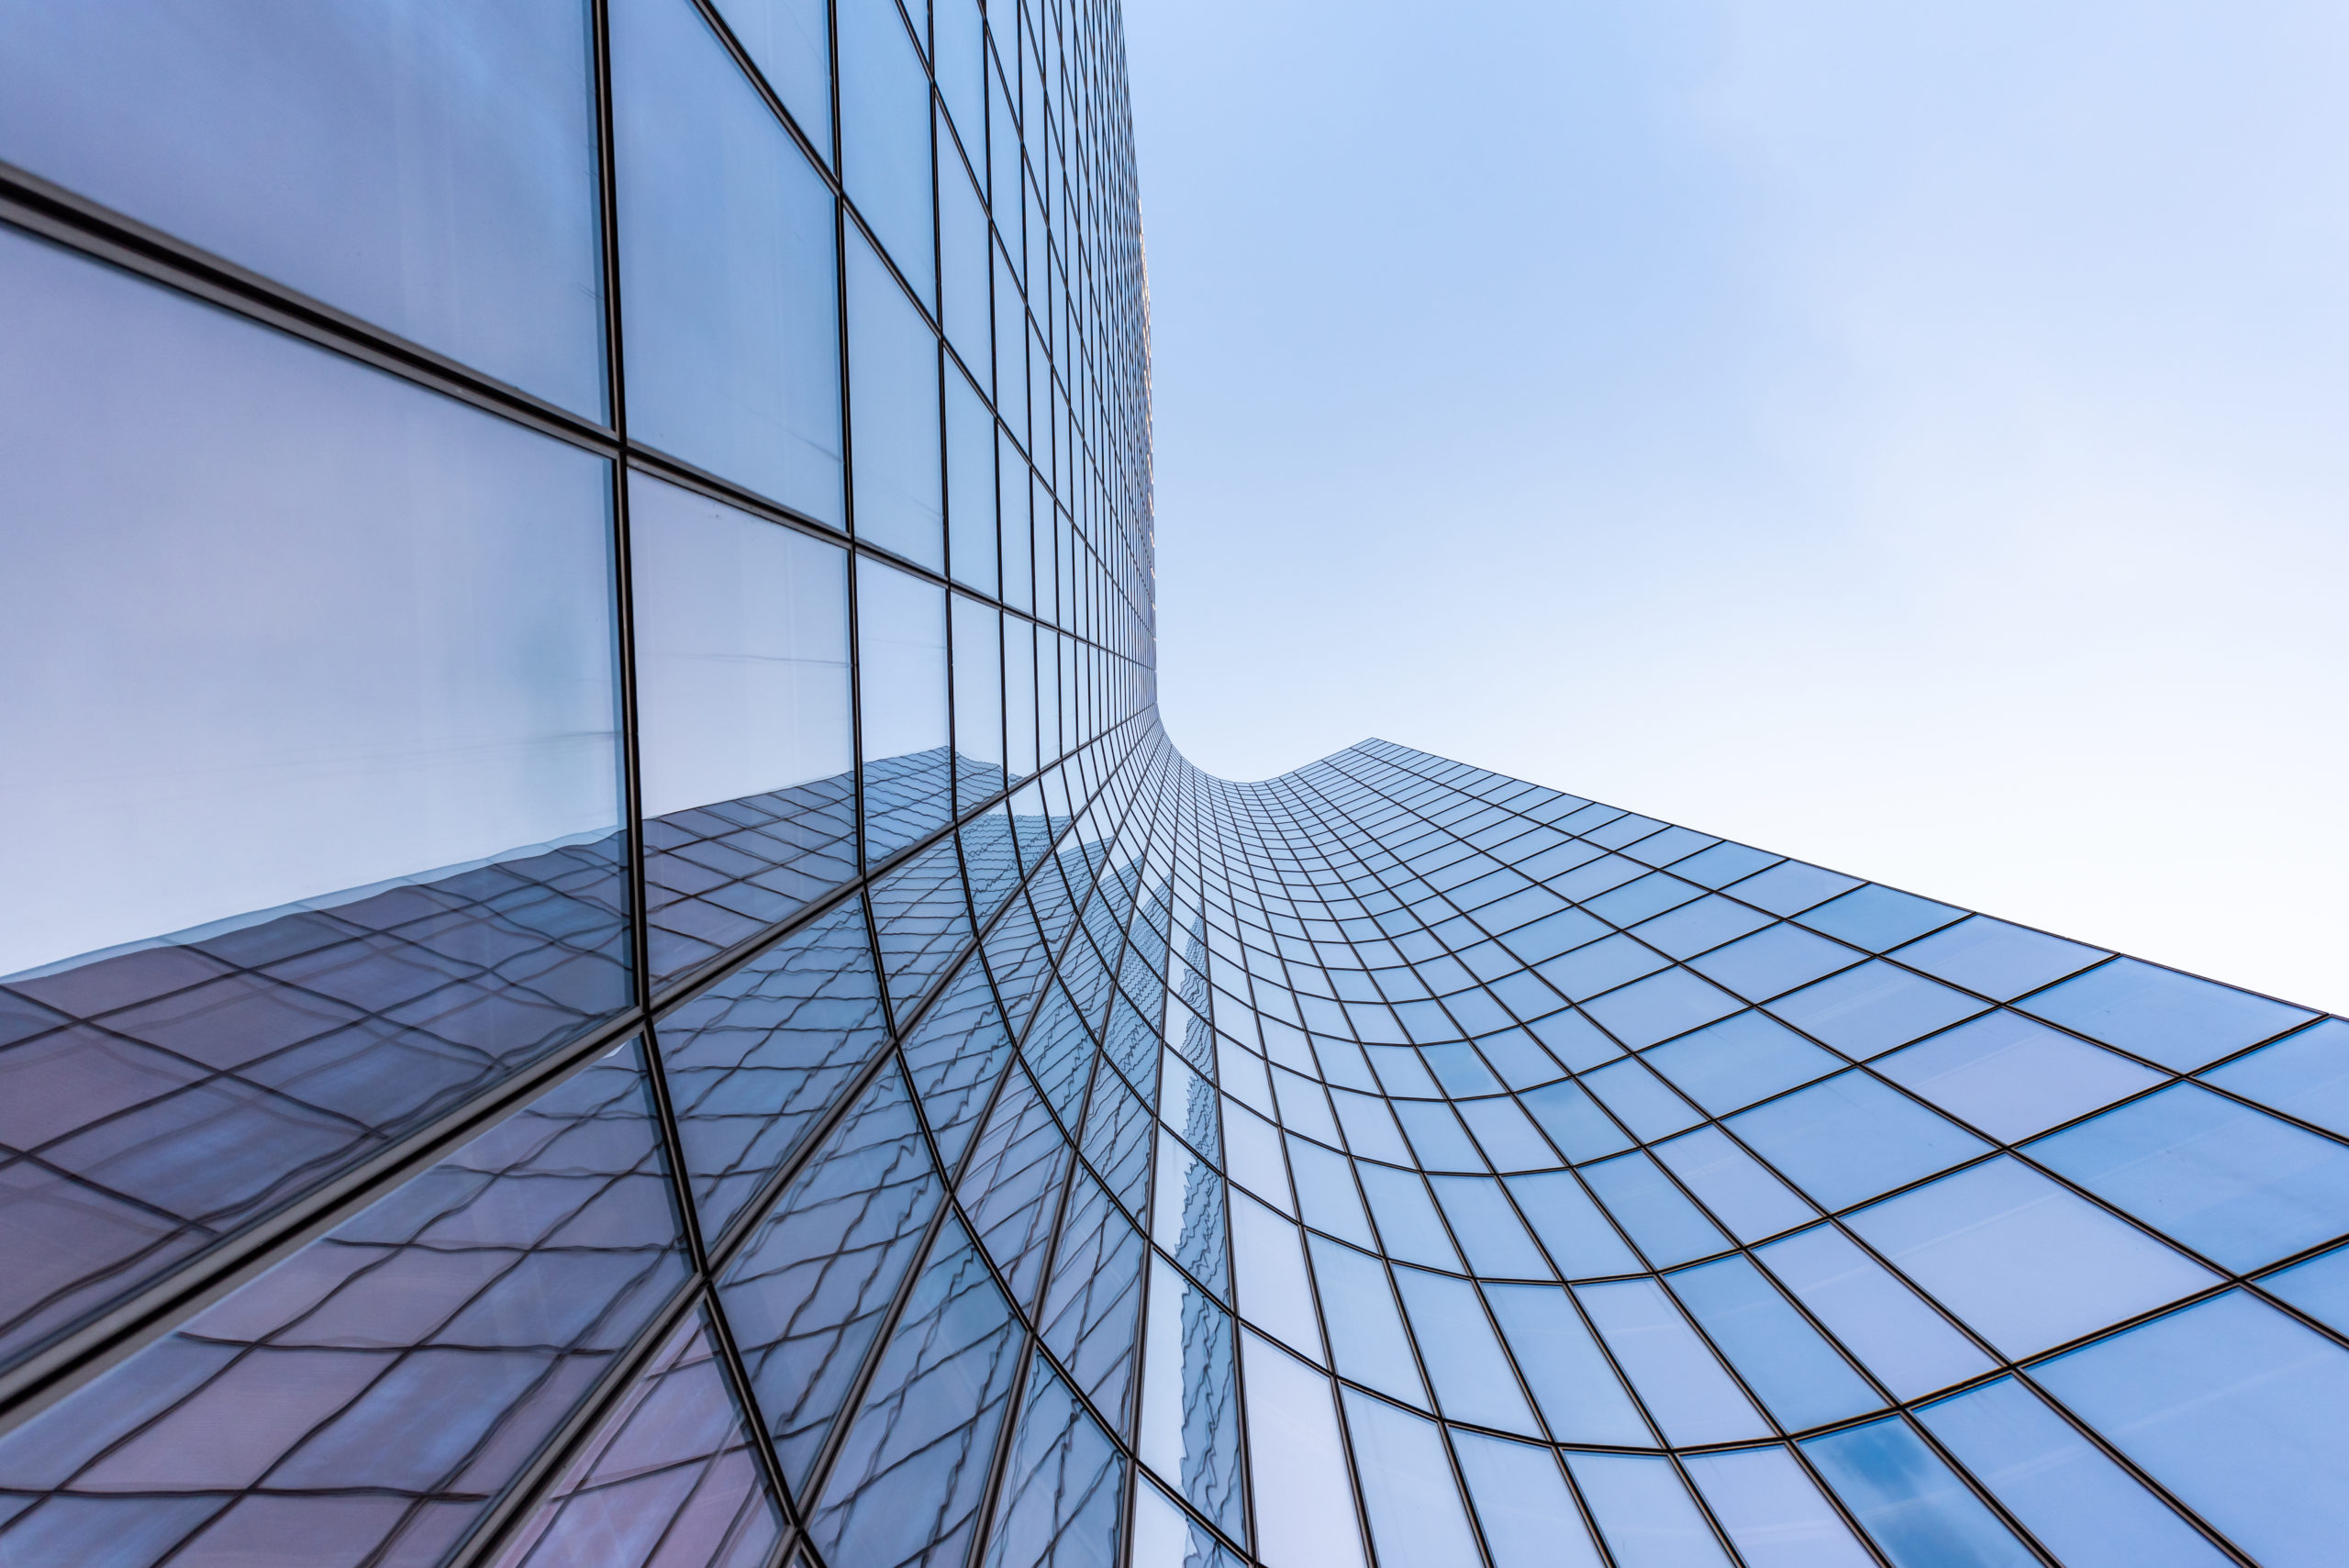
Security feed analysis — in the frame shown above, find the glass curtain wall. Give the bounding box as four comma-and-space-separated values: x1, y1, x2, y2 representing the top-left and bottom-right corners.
2, 3, 2347, 1567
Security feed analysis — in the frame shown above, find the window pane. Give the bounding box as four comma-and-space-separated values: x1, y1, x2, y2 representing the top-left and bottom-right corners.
2033, 1291, 2349, 1567
2030, 1082, 2349, 1271
1683, 1446, 1876, 1568
1846, 1156, 2217, 1358
951, 594, 1006, 809
837, 0, 935, 303
0, 231, 629, 1368
630, 473, 852, 977
1916, 1377, 2231, 1568
946, 369, 1000, 594
848, 235, 945, 570
708, 0, 832, 160
616, 0, 841, 523
1873, 1009, 2163, 1142
855, 559, 949, 858
0, 0, 605, 414
1564, 1452, 1736, 1568
1341, 1392, 1482, 1568
1239, 1330, 1368, 1568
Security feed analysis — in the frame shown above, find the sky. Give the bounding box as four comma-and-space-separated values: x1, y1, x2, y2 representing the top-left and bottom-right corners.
1125, 0, 2349, 1014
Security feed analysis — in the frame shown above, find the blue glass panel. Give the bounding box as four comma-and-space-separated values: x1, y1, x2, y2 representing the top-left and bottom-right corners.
1139, 1258, 1245, 1540
1581, 1058, 1704, 1140
2260, 1240, 2349, 1332
2030, 1082, 2349, 1271
955, 1065, 1073, 1307
1152, 1131, 1230, 1296
1802, 1418, 2038, 1568
1667, 841, 1781, 889
659, 901, 889, 1237
1506, 1171, 1642, 1276
717, 1064, 941, 1484
1455, 1095, 1562, 1172
1392, 1267, 1541, 1432
1564, 1451, 1736, 1567
0, 1041, 685, 1561
1228, 1194, 1323, 1358
946, 373, 1000, 598
1582, 968, 1745, 1049
1728, 1072, 1989, 1210
1219, 1101, 1289, 1211
0, 0, 606, 413
1078, 1066, 1153, 1215
1916, 1377, 2230, 1568
847, 233, 945, 570
1357, 1162, 1465, 1268
1526, 1009, 1626, 1072
1585, 872, 1704, 928
1040, 1173, 1145, 1420
1889, 915, 2107, 1001
1795, 884, 1965, 951
1756, 1225, 1993, 1398
1421, 1040, 1505, 1095
616, 0, 841, 521
1682, 1447, 1876, 1568
806, 1218, 1023, 1568
2021, 958, 2317, 1072
710, 0, 833, 159
836, 0, 935, 301
1521, 1079, 1634, 1163
1722, 861, 1862, 917
2032, 1292, 2349, 1568
1668, 1255, 1881, 1429
1642, 1012, 1842, 1116
1310, 1238, 1428, 1405
1575, 1279, 1768, 1444
1452, 1431, 1607, 1568
1430, 1175, 1552, 1275
1765, 961, 1987, 1058
1130, 1481, 1247, 1568
1483, 1284, 1652, 1443
1847, 1156, 2216, 1357
631, 475, 856, 978
870, 840, 976, 1013
2200, 1018, 2349, 1137
1287, 1138, 1375, 1246
1393, 1099, 1488, 1173
495, 1307, 784, 1568
1690, 924, 1861, 1002
1498, 907, 1610, 965
1652, 1128, 1818, 1240
1331, 1088, 1412, 1162
980, 1359, 1124, 1568
1631, 895, 1776, 960
1536, 934, 1669, 1001
899, 952, 1017, 1169
1341, 1392, 1483, 1568
0, 229, 629, 1373
1873, 1008, 2162, 1142
1238, 1331, 1368, 1568
1583, 1152, 1732, 1266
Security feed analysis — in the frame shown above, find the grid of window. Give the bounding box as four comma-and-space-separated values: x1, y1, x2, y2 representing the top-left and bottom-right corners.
3, 3, 2347, 1566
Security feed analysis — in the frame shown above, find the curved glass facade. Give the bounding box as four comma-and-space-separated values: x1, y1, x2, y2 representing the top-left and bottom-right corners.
1, 3, 2346, 1565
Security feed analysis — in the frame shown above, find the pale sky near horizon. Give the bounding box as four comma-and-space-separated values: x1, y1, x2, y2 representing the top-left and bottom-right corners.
1127, 0, 2349, 1013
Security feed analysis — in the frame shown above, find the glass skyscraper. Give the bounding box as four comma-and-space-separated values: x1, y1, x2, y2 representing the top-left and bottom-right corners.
2, 3, 2345, 1565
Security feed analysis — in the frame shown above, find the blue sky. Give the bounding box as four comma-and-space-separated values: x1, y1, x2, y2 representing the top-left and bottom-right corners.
1128, 0, 2349, 1011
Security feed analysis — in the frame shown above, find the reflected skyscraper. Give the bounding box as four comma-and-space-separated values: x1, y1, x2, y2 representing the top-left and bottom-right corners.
1, 2, 2345, 1565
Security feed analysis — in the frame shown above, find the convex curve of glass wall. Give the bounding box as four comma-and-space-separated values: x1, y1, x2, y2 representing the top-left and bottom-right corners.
1, 3, 2346, 1566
